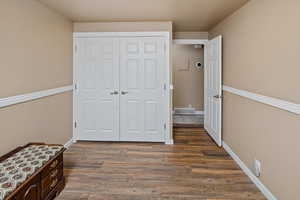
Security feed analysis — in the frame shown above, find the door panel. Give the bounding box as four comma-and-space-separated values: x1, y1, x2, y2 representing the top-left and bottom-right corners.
145, 101, 159, 131
77, 38, 119, 141
204, 36, 222, 146
119, 38, 165, 142
126, 59, 140, 89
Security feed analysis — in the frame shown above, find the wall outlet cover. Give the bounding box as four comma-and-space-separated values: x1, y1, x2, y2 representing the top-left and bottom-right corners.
254, 159, 261, 177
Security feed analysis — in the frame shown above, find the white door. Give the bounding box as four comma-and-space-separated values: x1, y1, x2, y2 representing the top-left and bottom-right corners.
204, 36, 222, 146
75, 35, 167, 142
76, 38, 120, 141
119, 38, 165, 142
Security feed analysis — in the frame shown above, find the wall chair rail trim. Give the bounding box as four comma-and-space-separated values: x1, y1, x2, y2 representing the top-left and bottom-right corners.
223, 85, 300, 115
0, 86, 73, 108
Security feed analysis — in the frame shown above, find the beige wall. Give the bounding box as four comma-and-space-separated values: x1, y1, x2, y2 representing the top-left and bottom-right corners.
0, 0, 73, 98
74, 22, 172, 33
210, 0, 300, 104
210, 0, 300, 199
174, 32, 208, 39
173, 44, 204, 110
0, 0, 73, 155
0, 93, 73, 155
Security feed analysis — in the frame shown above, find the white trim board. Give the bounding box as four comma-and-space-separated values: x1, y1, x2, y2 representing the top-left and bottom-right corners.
223, 85, 300, 115
173, 110, 204, 115
173, 39, 208, 45
164, 33, 172, 145
165, 139, 174, 145
0, 86, 73, 108
223, 142, 277, 200
64, 138, 76, 149
74, 32, 170, 38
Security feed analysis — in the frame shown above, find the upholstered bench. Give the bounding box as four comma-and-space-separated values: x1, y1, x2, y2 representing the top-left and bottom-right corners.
0, 143, 65, 200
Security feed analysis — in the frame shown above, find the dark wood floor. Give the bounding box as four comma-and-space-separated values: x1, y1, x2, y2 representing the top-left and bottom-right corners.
57, 128, 265, 200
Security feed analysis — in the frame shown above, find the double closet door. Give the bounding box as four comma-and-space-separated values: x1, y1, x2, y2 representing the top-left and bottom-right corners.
75, 37, 166, 142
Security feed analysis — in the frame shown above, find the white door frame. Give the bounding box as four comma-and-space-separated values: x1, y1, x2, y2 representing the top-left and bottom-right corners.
73, 32, 171, 144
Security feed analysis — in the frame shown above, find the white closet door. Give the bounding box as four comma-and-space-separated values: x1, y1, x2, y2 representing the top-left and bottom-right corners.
204, 36, 222, 146
77, 38, 120, 141
119, 38, 165, 142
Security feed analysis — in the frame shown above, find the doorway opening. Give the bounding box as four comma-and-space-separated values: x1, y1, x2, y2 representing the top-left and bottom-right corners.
172, 37, 222, 147
172, 40, 206, 128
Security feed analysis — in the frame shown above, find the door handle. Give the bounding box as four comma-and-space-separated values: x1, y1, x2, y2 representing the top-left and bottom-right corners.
121, 91, 129, 95
213, 95, 223, 99
110, 91, 119, 95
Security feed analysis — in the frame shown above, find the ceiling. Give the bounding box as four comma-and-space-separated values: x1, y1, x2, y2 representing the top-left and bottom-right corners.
38, 0, 249, 31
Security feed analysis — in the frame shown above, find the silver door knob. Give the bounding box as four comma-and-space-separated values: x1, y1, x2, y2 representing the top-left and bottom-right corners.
121, 91, 129, 95
110, 91, 119, 95
213, 95, 222, 99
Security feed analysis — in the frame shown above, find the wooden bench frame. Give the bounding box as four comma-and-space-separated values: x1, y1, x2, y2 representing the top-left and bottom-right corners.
0, 143, 66, 200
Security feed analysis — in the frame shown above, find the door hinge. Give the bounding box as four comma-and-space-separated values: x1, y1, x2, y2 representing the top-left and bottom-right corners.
164, 123, 167, 130
74, 84, 77, 90
74, 122, 77, 128
75, 45, 78, 53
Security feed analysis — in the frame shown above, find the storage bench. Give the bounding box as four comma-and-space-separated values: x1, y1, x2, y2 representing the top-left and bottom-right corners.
0, 143, 66, 200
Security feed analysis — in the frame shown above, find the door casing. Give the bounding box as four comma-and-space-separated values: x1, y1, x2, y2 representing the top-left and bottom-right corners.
73, 32, 171, 144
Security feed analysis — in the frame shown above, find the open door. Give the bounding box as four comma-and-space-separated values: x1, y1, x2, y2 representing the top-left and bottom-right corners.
204, 35, 222, 146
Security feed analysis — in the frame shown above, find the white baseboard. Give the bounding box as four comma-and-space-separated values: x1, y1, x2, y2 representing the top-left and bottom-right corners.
165, 139, 174, 145
173, 39, 208, 45
64, 138, 75, 149
223, 142, 277, 200
173, 108, 204, 115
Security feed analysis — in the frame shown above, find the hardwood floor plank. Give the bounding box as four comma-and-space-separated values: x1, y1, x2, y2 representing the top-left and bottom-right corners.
57, 128, 265, 200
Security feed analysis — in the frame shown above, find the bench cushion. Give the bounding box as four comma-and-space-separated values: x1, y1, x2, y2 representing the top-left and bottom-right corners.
0, 145, 63, 200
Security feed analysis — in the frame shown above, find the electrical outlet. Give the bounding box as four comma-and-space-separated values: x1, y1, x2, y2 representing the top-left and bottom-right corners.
254, 159, 261, 177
